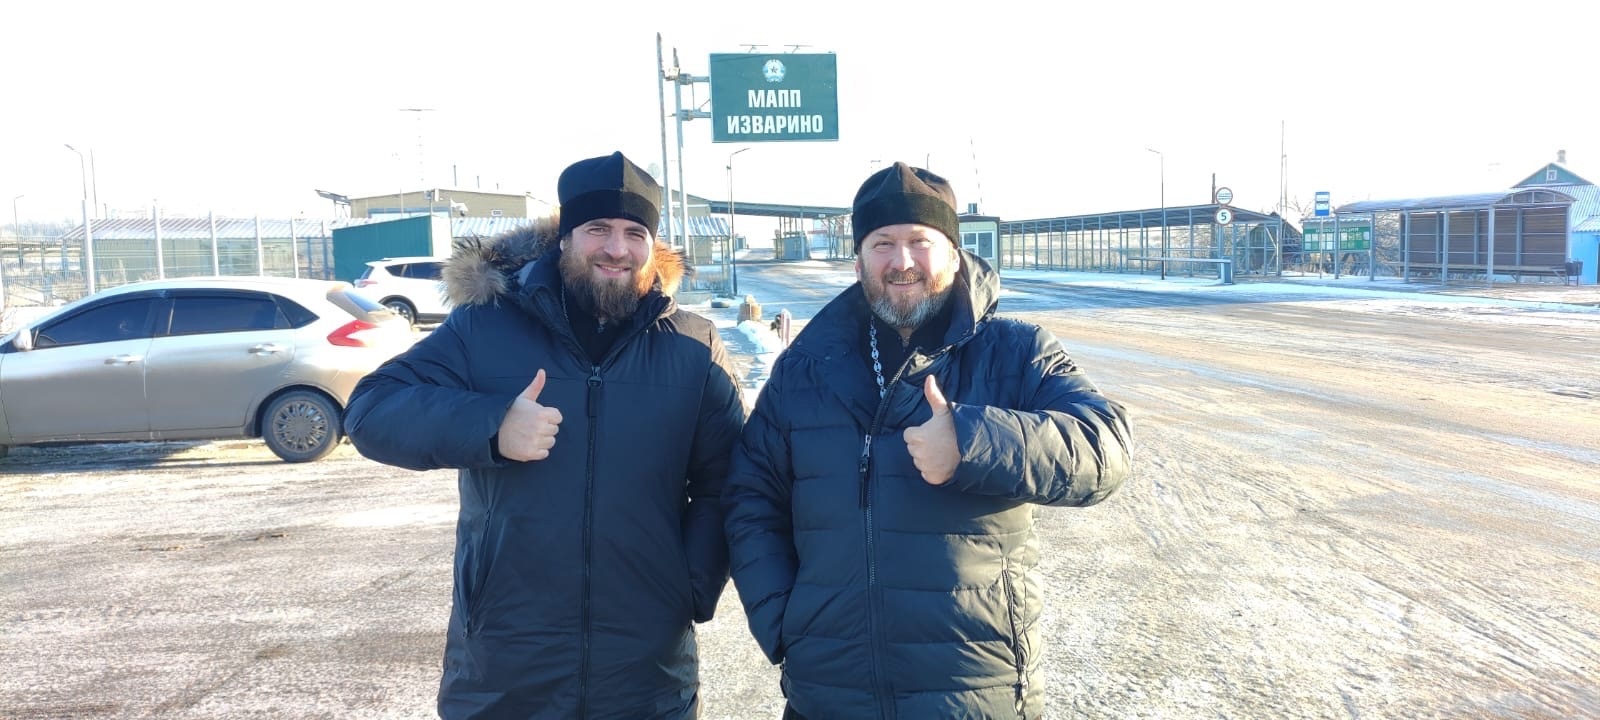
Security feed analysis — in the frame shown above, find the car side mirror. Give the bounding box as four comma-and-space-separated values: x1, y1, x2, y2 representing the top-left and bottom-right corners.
12, 328, 34, 352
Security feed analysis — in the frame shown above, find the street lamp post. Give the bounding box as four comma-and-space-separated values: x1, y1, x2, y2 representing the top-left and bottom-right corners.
1146, 147, 1166, 280
10, 194, 22, 270
3, 194, 18, 308
65, 144, 96, 292
727, 147, 749, 296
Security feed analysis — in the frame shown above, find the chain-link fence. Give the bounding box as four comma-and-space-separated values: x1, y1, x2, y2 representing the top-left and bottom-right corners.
2, 217, 338, 310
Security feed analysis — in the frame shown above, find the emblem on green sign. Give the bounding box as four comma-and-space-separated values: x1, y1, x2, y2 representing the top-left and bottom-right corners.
763, 59, 785, 82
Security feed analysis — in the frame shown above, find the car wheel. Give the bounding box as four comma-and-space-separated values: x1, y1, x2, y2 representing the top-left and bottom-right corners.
262, 390, 341, 463
384, 299, 417, 325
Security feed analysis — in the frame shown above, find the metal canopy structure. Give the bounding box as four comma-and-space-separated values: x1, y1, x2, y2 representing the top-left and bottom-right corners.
1007, 203, 1280, 231
996, 203, 1291, 279
705, 198, 853, 261
703, 199, 847, 219
1327, 188, 1577, 283
1336, 188, 1573, 214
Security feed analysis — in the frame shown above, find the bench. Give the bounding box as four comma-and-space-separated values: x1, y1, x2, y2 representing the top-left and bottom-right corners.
1130, 256, 1234, 284
1402, 263, 1568, 283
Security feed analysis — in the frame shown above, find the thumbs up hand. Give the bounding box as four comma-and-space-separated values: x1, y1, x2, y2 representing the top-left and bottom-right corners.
497, 369, 564, 461
903, 375, 959, 486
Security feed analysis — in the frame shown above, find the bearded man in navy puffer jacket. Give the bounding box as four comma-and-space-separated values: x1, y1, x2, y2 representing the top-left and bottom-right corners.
725, 162, 1132, 720
346, 152, 746, 719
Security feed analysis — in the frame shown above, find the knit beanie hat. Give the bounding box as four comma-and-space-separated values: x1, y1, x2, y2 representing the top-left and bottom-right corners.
851, 162, 958, 251
557, 152, 662, 238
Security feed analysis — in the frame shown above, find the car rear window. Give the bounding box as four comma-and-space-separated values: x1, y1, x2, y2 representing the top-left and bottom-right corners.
404, 262, 444, 280
329, 287, 396, 321
274, 295, 320, 328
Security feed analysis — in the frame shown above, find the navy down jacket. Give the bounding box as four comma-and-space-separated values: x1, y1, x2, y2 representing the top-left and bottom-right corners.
345, 221, 746, 719
724, 251, 1131, 719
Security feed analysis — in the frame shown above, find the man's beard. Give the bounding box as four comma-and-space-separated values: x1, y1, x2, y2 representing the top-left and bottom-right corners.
865, 267, 955, 331
560, 247, 654, 322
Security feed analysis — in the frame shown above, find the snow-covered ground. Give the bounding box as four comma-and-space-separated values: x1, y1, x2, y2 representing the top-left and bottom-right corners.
4, 263, 1596, 719
688, 261, 1600, 719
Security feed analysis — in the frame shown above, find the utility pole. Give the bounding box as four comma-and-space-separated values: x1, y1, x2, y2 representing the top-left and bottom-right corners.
666, 45, 710, 264
657, 34, 674, 250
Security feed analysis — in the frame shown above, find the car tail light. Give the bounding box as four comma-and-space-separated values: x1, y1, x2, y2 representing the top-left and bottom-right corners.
354, 278, 376, 287
328, 319, 382, 347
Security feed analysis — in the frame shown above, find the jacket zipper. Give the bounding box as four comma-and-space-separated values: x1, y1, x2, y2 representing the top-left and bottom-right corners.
859, 350, 926, 720
578, 364, 602, 719
462, 504, 492, 638
533, 286, 663, 718
1001, 557, 1026, 719
859, 426, 889, 718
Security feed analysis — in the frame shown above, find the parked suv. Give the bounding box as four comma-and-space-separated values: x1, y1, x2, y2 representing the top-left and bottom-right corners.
352, 257, 451, 325
0, 277, 415, 463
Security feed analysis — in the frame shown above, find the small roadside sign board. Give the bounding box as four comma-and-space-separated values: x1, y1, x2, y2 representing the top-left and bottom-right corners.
1215, 207, 1234, 225
1302, 220, 1371, 251
1314, 191, 1331, 217
1215, 186, 1233, 205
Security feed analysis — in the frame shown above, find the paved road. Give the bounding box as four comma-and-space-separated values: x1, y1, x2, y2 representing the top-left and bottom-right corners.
3, 261, 1597, 718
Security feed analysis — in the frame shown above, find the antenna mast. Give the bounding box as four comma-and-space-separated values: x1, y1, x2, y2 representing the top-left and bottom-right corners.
400, 108, 435, 187
969, 137, 986, 213
1279, 120, 1288, 215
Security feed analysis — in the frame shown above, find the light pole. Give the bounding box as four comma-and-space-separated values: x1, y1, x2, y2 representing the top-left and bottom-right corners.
1146, 147, 1166, 280
65, 144, 95, 290
10, 194, 21, 270
727, 147, 749, 296
65, 144, 87, 206
3, 194, 17, 308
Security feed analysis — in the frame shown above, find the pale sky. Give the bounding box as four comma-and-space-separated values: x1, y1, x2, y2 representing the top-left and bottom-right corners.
4, 0, 1593, 228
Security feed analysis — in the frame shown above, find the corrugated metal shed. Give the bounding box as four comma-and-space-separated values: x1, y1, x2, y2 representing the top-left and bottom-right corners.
449, 217, 540, 238
1554, 185, 1600, 232
1335, 192, 1528, 214
1335, 187, 1597, 230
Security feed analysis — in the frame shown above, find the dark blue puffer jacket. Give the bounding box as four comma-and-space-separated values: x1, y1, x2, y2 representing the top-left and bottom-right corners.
344, 221, 746, 719
724, 251, 1131, 719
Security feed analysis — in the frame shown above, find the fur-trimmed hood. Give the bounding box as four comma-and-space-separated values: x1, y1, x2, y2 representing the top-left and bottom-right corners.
442, 215, 687, 307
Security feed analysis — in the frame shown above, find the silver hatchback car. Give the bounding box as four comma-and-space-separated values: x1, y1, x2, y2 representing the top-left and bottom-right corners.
0, 277, 415, 462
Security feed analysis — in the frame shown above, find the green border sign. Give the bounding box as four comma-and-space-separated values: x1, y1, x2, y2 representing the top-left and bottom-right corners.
710, 53, 839, 143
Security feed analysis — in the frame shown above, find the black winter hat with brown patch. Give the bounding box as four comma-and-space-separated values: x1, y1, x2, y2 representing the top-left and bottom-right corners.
850, 161, 958, 251
557, 151, 661, 238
